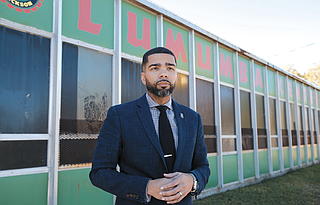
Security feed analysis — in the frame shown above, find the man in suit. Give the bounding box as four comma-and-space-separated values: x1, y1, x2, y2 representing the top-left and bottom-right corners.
90, 47, 210, 204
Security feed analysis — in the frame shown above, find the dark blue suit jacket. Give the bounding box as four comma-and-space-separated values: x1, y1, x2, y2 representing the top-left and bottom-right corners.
89, 94, 210, 204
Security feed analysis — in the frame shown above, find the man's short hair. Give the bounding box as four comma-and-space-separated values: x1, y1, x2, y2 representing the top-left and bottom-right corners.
142, 47, 177, 71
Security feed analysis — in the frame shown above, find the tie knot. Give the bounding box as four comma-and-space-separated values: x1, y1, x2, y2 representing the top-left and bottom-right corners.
156, 105, 168, 113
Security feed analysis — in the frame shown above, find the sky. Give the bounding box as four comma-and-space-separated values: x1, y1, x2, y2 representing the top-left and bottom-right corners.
149, 0, 320, 74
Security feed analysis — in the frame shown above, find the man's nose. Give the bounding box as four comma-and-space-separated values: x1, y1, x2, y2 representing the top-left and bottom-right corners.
159, 68, 168, 78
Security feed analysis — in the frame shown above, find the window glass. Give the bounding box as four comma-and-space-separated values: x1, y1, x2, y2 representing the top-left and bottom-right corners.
172, 74, 189, 107
196, 79, 216, 153
220, 85, 235, 135
240, 91, 253, 150
269, 98, 277, 135
281, 101, 288, 147
121, 58, 145, 103
0, 26, 50, 133
290, 103, 297, 146
256, 95, 267, 149
298, 106, 305, 145
312, 109, 317, 144
60, 43, 112, 166
305, 108, 311, 144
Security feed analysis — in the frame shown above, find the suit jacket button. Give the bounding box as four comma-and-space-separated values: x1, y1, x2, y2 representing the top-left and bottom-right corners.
130, 194, 133, 198
136, 195, 139, 199
126, 193, 130, 197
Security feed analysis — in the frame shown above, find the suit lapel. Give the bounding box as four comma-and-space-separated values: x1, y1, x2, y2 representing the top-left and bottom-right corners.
172, 100, 186, 171
136, 95, 166, 166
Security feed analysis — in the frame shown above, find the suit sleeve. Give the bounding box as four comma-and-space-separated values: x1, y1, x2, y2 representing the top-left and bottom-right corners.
89, 106, 150, 203
190, 113, 211, 194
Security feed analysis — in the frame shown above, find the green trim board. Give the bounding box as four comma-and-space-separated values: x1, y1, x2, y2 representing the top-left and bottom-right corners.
267, 69, 276, 97
272, 149, 280, 171
283, 147, 290, 169
288, 78, 294, 102
219, 46, 234, 85
0, 0, 53, 32
205, 155, 218, 188
243, 152, 255, 179
296, 82, 302, 104
62, 0, 114, 49
315, 145, 319, 161
308, 145, 312, 162
293, 147, 299, 166
259, 150, 269, 175
194, 35, 214, 79
0, 173, 48, 205
58, 168, 113, 205
223, 154, 239, 184
163, 20, 189, 72
121, 1, 157, 57
278, 74, 286, 100
310, 88, 315, 107
238, 55, 251, 90
301, 146, 306, 164
303, 84, 309, 106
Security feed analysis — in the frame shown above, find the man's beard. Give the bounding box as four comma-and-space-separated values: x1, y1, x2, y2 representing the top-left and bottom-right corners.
146, 79, 176, 97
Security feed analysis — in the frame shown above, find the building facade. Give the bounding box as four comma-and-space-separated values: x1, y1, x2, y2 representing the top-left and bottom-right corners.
0, 0, 319, 204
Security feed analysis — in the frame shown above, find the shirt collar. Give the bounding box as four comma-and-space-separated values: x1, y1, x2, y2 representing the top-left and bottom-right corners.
146, 93, 173, 110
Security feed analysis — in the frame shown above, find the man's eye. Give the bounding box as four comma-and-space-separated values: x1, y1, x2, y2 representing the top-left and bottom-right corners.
168, 67, 174, 70
150, 67, 158, 70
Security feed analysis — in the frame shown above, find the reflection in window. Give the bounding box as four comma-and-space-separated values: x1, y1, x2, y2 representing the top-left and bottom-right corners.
60, 43, 112, 166
256, 95, 267, 149
196, 79, 216, 153
121, 58, 145, 103
281, 101, 288, 147
240, 91, 253, 150
172, 74, 189, 107
0, 26, 50, 134
290, 103, 297, 146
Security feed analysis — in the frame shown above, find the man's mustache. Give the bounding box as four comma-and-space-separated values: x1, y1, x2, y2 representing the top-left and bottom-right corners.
156, 79, 171, 85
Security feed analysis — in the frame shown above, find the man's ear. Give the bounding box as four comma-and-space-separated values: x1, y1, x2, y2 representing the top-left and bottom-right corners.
141, 72, 146, 85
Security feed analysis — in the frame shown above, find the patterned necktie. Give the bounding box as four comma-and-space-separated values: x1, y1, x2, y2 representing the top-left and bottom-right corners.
156, 105, 176, 173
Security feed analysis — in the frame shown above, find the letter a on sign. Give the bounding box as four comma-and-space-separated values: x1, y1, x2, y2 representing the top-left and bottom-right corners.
255, 68, 263, 89
127, 11, 151, 50
78, 0, 102, 35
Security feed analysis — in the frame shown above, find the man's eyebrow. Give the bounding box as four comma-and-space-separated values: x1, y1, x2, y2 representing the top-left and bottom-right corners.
148, 63, 160, 68
166, 63, 176, 67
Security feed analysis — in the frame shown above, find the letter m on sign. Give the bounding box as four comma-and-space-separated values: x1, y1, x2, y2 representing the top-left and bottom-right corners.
219, 53, 234, 80
165, 29, 188, 63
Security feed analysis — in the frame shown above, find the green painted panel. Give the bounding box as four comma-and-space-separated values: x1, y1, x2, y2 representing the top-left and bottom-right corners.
272, 149, 280, 171
58, 168, 113, 205
62, 0, 114, 49
301, 146, 306, 164
308, 145, 312, 162
288, 78, 294, 101
243, 152, 255, 179
317, 91, 320, 109
238, 56, 251, 90
279, 74, 286, 100
254, 63, 264, 93
310, 89, 315, 107
163, 20, 189, 71
194, 35, 214, 79
0, 173, 48, 205
205, 156, 218, 188
267, 69, 276, 97
122, 1, 156, 57
283, 147, 290, 169
296, 82, 302, 104
219, 46, 234, 85
0, 0, 53, 32
314, 145, 318, 161
223, 154, 238, 184
303, 84, 309, 106
258, 150, 269, 175
293, 147, 299, 166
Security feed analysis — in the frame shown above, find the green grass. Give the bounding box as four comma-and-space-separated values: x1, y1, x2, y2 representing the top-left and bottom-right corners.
194, 163, 320, 204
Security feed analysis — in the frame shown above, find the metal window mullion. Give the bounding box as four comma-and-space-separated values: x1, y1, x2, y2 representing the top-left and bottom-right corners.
48, 0, 63, 204
250, 60, 260, 178
301, 85, 309, 165
233, 51, 243, 183
214, 42, 223, 188
293, 80, 302, 167
308, 87, 315, 163
113, 0, 122, 106
285, 76, 293, 168
275, 71, 284, 171
263, 66, 272, 174
157, 14, 163, 47
189, 30, 196, 111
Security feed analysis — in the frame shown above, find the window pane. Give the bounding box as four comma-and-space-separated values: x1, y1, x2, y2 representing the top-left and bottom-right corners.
0, 26, 50, 133
121, 58, 145, 103
269, 98, 277, 135
290, 103, 296, 130
221, 85, 235, 135
196, 79, 216, 153
240, 91, 253, 150
60, 43, 112, 166
172, 74, 189, 107
256, 95, 267, 149
280, 102, 287, 130
305, 108, 311, 145
0, 140, 47, 170
222, 138, 237, 152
